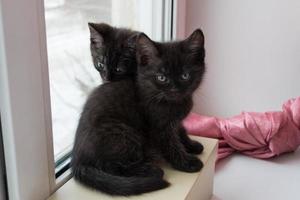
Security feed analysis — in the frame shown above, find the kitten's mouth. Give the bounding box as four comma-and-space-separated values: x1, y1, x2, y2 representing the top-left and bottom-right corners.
101, 78, 110, 83
165, 92, 184, 101
100, 72, 112, 82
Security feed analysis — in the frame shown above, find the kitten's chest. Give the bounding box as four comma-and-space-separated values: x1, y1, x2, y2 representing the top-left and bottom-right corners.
145, 100, 192, 127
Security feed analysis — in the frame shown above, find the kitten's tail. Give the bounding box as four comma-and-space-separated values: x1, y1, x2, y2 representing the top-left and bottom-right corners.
72, 165, 170, 196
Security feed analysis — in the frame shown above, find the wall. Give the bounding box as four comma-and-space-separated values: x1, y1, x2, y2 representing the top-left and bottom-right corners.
185, 0, 300, 117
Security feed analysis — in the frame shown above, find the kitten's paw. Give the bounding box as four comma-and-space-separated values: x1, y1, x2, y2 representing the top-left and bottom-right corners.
186, 140, 204, 154
135, 163, 164, 178
173, 155, 203, 173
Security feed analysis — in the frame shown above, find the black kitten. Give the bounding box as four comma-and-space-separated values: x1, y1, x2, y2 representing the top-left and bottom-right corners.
71, 30, 205, 196
71, 80, 169, 196
88, 23, 138, 81
136, 30, 205, 172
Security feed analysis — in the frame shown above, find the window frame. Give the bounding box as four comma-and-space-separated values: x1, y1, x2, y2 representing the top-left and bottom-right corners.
0, 120, 8, 200
0, 0, 55, 199
0, 0, 177, 199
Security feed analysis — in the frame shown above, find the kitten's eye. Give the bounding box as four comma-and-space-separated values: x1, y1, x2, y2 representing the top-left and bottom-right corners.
156, 74, 168, 83
96, 62, 104, 71
181, 72, 190, 81
115, 66, 125, 74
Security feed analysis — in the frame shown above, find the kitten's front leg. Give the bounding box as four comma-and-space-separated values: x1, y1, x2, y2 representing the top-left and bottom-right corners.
178, 126, 204, 154
156, 126, 203, 172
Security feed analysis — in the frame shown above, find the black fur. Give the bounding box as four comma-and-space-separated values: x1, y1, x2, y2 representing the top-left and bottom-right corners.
71, 29, 206, 196
72, 81, 169, 195
89, 24, 204, 155
88, 23, 138, 82
135, 30, 205, 172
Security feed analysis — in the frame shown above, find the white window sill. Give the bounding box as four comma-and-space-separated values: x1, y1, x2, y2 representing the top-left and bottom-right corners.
48, 136, 218, 200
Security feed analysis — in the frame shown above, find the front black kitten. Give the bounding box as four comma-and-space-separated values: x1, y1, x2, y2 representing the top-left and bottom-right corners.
88, 23, 138, 81
71, 80, 169, 196
71, 30, 206, 196
136, 30, 206, 172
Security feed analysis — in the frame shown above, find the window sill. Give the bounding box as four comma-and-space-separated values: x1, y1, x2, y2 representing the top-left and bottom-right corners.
48, 136, 218, 200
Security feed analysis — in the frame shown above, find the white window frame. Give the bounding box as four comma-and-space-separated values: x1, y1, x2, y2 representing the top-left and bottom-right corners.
0, 0, 177, 199
0, 0, 55, 199
172, 0, 187, 39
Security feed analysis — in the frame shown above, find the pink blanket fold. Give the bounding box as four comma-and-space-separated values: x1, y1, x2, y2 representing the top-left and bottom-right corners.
183, 97, 300, 160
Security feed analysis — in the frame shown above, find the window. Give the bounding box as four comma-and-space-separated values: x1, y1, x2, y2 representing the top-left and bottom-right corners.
44, 0, 105, 161
0, 0, 176, 199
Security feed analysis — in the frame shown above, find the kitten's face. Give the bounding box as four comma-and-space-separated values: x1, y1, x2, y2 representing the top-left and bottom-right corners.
136, 30, 205, 102
88, 23, 137, 82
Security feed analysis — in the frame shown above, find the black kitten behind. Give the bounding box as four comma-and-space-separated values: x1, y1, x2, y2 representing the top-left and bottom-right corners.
88, 23, 138, 82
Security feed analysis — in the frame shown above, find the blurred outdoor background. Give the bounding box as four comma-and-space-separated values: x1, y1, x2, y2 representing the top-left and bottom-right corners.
45, 0, 109, 159
44, 0, 158, 160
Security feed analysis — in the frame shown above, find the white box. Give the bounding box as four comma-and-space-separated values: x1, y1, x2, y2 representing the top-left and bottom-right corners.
49, 136, 218, 200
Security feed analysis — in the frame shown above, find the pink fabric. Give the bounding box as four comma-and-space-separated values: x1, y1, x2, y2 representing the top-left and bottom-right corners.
183, 97, 300, 160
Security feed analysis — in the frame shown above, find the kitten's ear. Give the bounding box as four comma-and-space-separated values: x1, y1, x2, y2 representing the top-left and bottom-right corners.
126, 33, 139, 51
136, 33, 158, 66
88, 23, 113, 48
184, 29, 205, 53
